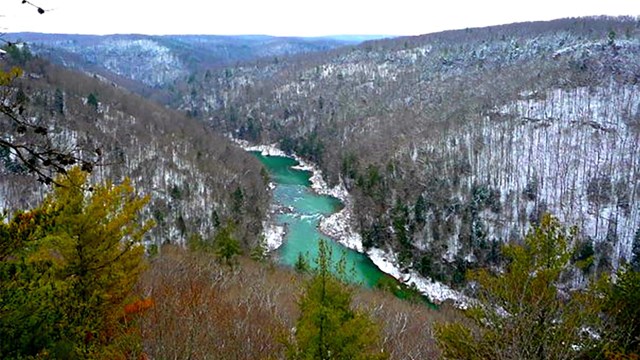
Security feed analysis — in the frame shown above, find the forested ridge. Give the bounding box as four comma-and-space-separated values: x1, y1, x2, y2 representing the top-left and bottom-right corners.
4, 33, 369, 95
0, 50, 269, 248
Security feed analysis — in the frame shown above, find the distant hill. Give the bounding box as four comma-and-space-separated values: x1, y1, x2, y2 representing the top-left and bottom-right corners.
315, 35, 393, 42
4, 33, 376, 89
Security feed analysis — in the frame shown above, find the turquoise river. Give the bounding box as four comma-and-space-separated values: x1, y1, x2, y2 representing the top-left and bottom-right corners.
253, 152, 385, 287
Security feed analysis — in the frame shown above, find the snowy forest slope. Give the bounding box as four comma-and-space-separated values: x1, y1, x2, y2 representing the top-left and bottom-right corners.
176, 16, 640, 282
0, 59, 269, 248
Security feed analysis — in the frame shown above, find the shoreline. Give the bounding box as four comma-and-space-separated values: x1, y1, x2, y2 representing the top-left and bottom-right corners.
234, 139, 467, 306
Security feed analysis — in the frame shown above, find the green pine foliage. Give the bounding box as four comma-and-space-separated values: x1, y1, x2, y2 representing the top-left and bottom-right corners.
3, 43, 33, 66
0, 167, 153, 359
87, 92, 99, 109
573, 238, 596, 274
214, 221, 242, 268
435, 214, 604, 360
250, 236, 269, 262
288, 239, 387, 360
631, 228, 640, 272
187, 232, 209, 252
295, 252, 311, 273
600, 266, 640, 356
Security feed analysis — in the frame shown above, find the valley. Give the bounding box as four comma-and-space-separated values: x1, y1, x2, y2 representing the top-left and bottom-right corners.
4, 15, 640, 297
4, 33, 379, 97
0, 54, 269, 249
173, 16, 640, 285
2, 14, 640, 359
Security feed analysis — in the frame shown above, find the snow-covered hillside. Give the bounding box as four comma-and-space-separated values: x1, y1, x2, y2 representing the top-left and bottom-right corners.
409, 83, 640, 268
178, 17, 640, 282
0, 63, 269, 247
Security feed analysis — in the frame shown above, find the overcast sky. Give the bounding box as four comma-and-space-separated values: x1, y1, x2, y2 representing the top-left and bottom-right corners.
2, 0, 639, 36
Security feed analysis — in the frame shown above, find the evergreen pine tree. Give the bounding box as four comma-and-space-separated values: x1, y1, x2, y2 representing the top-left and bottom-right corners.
250, 236, 268, 262
294, 252, 310, 273
602, 267, 640, 356
288, 239, 387, 360
213, 222, 241, 268
414, 194, 427, 225
87, 92, 99, 109
0, 167, 153, 358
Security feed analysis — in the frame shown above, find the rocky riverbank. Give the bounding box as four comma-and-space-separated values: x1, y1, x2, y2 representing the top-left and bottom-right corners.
234, 139, 467, 306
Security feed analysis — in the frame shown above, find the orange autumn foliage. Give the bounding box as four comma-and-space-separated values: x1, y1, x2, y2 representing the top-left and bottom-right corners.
125, 298, 155, 316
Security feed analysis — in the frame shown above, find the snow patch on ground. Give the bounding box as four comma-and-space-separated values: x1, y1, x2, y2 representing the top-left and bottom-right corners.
367, 247, 470, 307
319, 203, 364, 253
263, 221, 286, 251
231, 138, 288, 157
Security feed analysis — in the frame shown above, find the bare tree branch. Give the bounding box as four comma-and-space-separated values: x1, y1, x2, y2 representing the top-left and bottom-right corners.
20, 0, 46, 15
0, 64, 100, 187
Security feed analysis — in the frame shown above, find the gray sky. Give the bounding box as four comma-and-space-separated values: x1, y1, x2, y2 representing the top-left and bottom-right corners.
2, 0, 639, 36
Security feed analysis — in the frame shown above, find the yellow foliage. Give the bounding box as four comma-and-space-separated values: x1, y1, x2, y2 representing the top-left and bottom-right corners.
0, 67, 23, 86
606, 350, 640, 360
